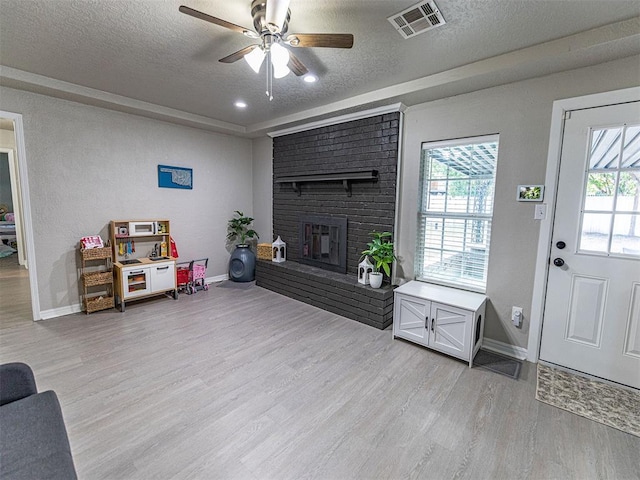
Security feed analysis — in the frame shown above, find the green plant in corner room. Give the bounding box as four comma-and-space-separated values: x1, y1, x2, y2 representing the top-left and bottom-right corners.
227, 210, 259, 245
361, 231, 397, 276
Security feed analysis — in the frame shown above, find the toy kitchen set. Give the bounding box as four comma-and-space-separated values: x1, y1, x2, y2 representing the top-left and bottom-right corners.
110, 220, 178, 312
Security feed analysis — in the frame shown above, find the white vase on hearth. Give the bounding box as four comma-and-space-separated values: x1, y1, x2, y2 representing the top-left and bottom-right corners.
369, 272, 383, 289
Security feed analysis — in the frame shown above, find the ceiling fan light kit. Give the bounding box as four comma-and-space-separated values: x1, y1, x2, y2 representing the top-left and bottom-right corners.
179, 0, 354, 101
244, 46, 266, 73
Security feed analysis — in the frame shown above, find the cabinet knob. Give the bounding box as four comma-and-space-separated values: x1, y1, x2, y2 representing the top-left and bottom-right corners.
425, 317, 429, 329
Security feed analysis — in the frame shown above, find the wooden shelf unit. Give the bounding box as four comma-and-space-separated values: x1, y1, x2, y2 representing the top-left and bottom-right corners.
110, 220, 171, 261
80, 245, 114, 314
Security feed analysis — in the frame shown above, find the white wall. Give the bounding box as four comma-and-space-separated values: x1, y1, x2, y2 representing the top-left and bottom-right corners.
252, 136, 273, 243
398, 55, 640, 349
0, 86, 253, 314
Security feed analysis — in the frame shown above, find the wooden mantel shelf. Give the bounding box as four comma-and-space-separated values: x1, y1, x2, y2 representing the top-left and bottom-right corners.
275, 170, 378, 196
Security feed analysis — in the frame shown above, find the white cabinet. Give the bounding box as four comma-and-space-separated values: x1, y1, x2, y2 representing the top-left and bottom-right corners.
393, 281, 486, 366
116, 260, 176, 311
149, 262, 176, 292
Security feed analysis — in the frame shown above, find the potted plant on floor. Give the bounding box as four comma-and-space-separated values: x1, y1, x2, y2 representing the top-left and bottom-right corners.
361, 231, 396, 289
227, 210, 259, 282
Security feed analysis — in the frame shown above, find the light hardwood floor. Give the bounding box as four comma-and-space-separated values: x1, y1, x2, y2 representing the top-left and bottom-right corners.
0, 253, 32, 328
1, 272, 639, 479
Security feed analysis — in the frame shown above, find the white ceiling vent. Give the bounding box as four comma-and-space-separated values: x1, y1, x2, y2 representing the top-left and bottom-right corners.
388, 1, 446, 39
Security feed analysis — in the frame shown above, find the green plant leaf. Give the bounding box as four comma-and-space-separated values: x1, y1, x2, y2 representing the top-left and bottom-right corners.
361, 231, 396, 275
228, 211, 259, 244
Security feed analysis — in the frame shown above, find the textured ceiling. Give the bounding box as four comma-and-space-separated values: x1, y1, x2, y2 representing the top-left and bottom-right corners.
1, 0, 639, 135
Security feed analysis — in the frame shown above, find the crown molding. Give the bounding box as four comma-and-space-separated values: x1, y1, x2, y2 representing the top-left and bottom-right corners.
0, 66, 247, 135
267, 103, 406, 137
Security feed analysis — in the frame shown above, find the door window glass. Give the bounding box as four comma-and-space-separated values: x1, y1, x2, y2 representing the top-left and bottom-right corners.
579, 124, 640, 256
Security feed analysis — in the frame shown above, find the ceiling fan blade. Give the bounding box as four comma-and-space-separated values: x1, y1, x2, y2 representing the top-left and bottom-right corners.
287, 51, 309, 76
219, 45, 260, 64
265, 0, 290, 33
179, 5, 255, 36
286, 33, 354, 49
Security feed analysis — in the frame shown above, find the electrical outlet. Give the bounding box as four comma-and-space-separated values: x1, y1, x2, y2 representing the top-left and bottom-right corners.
511, 306, 523, 327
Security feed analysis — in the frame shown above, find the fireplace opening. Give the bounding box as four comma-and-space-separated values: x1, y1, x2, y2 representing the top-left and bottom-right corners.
299, 215, 347, 273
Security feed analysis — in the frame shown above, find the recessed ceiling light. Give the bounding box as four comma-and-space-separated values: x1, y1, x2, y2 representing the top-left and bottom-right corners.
234, 101, 248, 108
303, 74, 318, 83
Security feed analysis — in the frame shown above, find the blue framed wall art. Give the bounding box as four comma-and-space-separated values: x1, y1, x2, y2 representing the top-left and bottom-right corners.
158, 165, 193, 190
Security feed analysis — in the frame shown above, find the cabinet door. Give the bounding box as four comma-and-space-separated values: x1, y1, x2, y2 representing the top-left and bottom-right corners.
394, 293, 429, 346
430, 302, 471, 360
150, 262, 176, 292
123, 267, 151, 299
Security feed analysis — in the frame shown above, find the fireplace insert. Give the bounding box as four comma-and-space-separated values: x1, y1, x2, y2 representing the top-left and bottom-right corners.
299, 215, 347, 273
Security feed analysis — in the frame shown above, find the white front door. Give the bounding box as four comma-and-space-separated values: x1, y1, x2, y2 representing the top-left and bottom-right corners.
540, 101, 640, 389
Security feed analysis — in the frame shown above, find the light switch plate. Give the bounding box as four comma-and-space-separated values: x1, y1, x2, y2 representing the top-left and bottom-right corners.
534, 204, 547, 220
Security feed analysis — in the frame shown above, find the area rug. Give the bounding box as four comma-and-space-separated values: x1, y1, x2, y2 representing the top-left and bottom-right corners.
473, 349, 522, 379
536, 363, 640, 437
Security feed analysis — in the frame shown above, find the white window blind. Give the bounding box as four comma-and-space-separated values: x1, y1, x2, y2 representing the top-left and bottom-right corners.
415, 135, 498, 292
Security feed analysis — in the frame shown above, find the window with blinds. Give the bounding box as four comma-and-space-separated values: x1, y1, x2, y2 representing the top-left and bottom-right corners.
416, 135, 498, 292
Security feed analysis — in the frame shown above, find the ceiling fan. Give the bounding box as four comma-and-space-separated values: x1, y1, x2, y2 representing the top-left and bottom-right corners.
179, 0, 354, 100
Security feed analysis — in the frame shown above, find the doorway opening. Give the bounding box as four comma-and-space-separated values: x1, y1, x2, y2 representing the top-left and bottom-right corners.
0, 111, 40, 323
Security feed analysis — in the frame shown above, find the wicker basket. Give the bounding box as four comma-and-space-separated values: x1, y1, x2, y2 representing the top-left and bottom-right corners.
85, 295, 114, 314
81, 246, 112, 260
83, 271, 113, 287
257, 243, 272, 261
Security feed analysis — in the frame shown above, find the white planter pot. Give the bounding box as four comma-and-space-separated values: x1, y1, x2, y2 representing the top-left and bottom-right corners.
369, 272, 383, 289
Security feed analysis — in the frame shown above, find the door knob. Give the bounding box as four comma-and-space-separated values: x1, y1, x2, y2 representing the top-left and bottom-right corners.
556, 241, 566, 249
553, 258, 565, 267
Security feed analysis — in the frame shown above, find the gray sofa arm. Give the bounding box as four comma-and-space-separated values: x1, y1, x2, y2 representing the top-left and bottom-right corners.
0, 363, 38, 406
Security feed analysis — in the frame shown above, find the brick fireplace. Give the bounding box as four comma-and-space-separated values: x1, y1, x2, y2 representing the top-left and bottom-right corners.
256, 111, 400, 329
299, 215, 348, 273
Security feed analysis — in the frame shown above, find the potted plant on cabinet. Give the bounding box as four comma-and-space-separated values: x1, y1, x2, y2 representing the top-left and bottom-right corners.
227, 210, 259, 282
361, 231, 396, 289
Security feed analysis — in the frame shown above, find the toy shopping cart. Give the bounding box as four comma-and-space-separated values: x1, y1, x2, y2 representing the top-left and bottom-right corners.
191, 258, 209, 293
176, 262, 191, 295
176, 258, 209, 295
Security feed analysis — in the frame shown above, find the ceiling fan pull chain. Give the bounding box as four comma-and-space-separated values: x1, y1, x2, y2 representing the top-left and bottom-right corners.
266, 50, 274, 101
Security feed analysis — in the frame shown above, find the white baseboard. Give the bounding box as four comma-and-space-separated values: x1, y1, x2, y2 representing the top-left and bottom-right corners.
482, 338, 528, 361
38, 276, 229, 320
39, 303, 82, 320
206, 274, 228, 284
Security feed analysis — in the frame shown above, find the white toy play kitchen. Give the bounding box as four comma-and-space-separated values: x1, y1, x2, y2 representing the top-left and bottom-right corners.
110, 220, 177, 312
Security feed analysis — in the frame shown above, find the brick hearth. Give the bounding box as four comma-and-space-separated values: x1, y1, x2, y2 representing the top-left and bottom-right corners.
256, 260, 395, 330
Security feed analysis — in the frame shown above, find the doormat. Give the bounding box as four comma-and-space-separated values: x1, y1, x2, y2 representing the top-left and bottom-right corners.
473, 349, 522, 379
216, 280, 255, 289
536, 364, 640, 437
